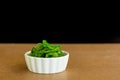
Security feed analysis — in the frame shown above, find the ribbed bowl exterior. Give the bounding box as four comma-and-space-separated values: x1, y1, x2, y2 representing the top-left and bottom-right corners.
24, 51, 69, 74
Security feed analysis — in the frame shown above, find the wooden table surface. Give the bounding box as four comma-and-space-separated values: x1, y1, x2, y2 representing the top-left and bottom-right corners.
0, 43, 120, 80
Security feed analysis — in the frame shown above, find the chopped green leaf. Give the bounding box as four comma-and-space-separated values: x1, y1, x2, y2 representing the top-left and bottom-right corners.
29, 40, 66, 58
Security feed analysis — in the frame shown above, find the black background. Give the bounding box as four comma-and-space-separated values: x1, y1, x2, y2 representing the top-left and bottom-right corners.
0, 26, 120, 43
1, 6, 119, 43
0, 14, 120, 43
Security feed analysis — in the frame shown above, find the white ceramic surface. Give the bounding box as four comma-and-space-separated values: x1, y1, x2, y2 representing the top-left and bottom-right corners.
24, 51, 69, 74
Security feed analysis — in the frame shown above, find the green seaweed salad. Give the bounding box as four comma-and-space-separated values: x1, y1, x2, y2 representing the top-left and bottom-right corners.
29, 40, 66, 58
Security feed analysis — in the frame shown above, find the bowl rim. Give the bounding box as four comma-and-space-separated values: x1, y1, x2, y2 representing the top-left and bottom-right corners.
24, 50, 69, 59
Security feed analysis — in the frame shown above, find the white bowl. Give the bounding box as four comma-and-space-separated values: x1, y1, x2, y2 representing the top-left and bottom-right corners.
24, 50, 69, 74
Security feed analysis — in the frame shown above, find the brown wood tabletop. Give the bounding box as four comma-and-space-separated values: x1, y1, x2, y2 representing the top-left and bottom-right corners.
0, 43, 120, 80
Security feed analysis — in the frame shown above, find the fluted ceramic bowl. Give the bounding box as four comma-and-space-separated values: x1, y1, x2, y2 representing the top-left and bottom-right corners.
24, 50, 69, 74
